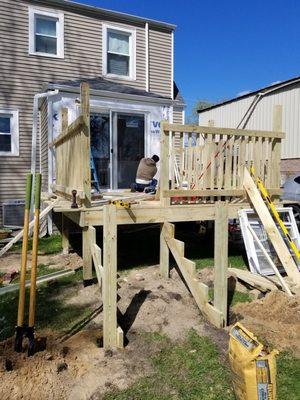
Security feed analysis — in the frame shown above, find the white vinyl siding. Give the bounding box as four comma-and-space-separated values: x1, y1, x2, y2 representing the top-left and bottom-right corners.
103, 24, 136, 80
29, 7, 64, 58
0, 110, 19, 156
199, 82, 300, 160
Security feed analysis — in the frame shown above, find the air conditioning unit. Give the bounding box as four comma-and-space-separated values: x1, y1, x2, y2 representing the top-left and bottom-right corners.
2, 200, 25, 228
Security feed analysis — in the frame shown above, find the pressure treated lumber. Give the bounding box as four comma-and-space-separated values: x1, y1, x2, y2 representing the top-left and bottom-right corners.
159, 223, 170, 278
243, 167, 300, 286
163, 222, 223, 328
162, 123, 285, 139
82, 227, 92, 281
214, 202, 228, 326
62, 214, 70, 255
89, 226, 103, 288
103, 205, 123, 349
229, 268, 278, 292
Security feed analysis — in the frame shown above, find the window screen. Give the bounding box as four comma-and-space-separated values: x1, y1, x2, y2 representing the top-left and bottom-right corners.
107, 31, 130, 76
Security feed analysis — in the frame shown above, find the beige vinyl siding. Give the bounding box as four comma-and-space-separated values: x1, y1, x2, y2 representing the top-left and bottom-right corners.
173, 107, 184, 149
149, 28, 172, 98
0, 0, 174, 225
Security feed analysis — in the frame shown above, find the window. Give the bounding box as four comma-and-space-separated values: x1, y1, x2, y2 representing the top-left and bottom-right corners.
0, 110, 19, 156
29, 8, 64, 58
103, 24, 136, 80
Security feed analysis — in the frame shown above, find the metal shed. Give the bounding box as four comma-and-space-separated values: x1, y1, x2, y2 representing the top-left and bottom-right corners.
198, 77, 300, 180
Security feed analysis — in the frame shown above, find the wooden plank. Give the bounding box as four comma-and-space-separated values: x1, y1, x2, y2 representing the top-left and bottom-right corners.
162, 189, 282, 198
243, 167, 300, 285
229, 268, 278, 292
48, 115, 85, 148
160, 121, 170, 205
103, 205, 123, 349
166, 234, 223, 328
214, 202, 228, 326
82, 226, 92, 281
163, 123, 285, 139
80, 82, 92, 208
159, 222, 173, 278
51, 184, 85, 200
62, 214, 69, 255
271, 105, 282, 188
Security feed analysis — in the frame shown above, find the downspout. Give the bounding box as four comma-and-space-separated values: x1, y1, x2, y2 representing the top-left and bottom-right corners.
30, 90, 59, 176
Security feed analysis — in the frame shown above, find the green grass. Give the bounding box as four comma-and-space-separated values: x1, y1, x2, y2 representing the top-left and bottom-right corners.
10, 263, 62, 284
0, 268, 94, 341
277, 352, 300, 400
103, 330, 234, 400
12, 234, 62, 255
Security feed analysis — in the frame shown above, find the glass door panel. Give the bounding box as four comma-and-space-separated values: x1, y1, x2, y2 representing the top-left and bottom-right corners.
116, 114, 145, 189
90, 113, 110, 190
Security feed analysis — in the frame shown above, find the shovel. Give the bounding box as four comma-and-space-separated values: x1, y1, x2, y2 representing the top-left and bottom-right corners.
14, 173, 33, 352
27, 173, 42, 356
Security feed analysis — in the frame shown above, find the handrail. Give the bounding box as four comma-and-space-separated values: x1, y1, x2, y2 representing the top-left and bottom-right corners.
49, 115, 85, 148
162, 122, 285, 139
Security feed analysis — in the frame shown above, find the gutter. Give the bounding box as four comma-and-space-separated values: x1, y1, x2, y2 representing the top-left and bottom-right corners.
33, 0, 176, 31
46, 83, 177, 106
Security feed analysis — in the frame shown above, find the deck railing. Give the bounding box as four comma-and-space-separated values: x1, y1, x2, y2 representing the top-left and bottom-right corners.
49, 83, 91, 207
160, 105, 284, 202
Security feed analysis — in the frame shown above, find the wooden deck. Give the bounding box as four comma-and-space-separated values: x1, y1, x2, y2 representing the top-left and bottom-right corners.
47, 83, 284, 350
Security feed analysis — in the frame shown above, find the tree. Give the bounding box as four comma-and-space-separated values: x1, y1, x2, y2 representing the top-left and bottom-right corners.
186, 100, 214, 124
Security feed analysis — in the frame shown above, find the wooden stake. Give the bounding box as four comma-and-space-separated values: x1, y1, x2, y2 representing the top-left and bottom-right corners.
82, 226, 93, 282
62, 214, 70, 255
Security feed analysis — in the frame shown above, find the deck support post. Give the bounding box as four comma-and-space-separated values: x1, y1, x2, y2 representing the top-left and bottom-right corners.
103, 205, 123, 349
159, 223, 170, 278
62, 214, 70, 255
82, 226, 93, 284
214, 201, 228, 327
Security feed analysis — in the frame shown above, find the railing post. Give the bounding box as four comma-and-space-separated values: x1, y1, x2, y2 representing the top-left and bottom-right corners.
160, 120, 170, 205
80, 82, 91, 208
214, 201, 228, 327
271, 105, 282, 188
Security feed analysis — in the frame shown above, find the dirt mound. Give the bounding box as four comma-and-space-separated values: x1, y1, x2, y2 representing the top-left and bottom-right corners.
233, 290, 300, 355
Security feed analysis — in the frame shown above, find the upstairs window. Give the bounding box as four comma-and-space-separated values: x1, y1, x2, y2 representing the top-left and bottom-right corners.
0, 110, 19, 156
103, 24, 136, 80
29, 8, 64, 58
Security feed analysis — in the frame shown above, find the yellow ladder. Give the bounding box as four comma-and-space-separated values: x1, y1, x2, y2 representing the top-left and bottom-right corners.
250, 165, 300, 260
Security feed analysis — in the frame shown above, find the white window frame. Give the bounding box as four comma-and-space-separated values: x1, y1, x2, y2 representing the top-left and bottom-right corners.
102, 23, 136, 81
28, 7, 64, 58
0, 110, 19, 156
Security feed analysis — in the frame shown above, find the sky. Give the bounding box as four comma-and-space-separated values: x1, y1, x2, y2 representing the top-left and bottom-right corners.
74, 0, 300, 116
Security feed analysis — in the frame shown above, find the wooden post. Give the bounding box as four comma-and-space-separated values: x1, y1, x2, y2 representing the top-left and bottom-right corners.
159, 223, 170, 278
82, 226, 93, 284
214, 201, 228, 327
271, 105, 282, 188
160, 121, 170, 206
62, 214, 70, 255
103, 205, 123, 349
80, 82, 91, 208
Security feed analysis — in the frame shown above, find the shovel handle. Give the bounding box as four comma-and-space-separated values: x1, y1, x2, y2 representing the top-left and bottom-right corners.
28, 173, 42, 328
17, 173, 33, 327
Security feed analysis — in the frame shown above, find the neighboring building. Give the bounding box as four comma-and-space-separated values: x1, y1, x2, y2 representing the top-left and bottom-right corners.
198, 76, 300, 183
0, 0, 185, 227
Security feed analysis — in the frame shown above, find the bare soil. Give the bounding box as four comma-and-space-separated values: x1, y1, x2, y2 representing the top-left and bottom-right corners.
232, 290, 300, 355
0, 265, 208, 400
0, 252, 82, 274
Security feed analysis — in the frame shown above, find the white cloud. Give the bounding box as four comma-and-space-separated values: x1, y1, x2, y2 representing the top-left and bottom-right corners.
270, 80, 281, 86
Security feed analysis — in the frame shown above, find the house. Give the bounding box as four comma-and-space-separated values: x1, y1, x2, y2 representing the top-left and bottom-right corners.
198, 76, 300, 183
0, 0, 185, 227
